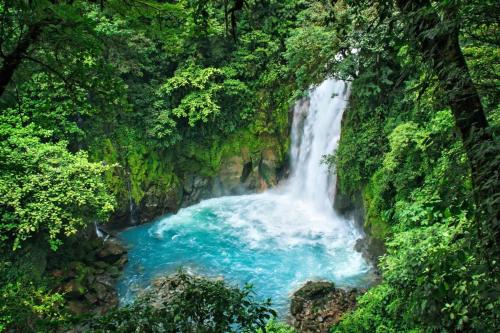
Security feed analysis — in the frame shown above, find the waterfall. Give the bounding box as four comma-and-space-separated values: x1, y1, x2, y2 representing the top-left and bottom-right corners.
117, 78, 370, 312
94, 221, 104, 238
287, 79, 348, 214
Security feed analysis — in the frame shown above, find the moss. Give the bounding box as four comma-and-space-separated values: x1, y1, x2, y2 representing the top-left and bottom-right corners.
175, 126, 287, 179
362, 175, 391, 241
88, 128, 181, 212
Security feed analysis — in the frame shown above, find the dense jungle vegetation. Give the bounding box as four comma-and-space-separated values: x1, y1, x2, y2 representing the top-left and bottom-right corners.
0, 0, 498, 332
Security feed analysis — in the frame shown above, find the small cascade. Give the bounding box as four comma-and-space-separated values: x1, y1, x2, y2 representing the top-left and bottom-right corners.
95, 221, 104, 238
126, 171, 136, 225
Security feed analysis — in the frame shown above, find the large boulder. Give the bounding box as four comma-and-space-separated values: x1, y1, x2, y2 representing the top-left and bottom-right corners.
96, 239, 127, 263
182, 174, 210, 202
216, 155, 246, 195
290, 281, 361, 333
139, 183, 182, 223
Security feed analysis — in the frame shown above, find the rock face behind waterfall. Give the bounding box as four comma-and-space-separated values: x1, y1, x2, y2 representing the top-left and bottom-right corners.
108, 134, 288, 228
290, 281, 361, 333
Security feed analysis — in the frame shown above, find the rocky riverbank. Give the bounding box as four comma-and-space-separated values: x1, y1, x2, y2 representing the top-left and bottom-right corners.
48, 236, 128, 315
290, 281, 363, 333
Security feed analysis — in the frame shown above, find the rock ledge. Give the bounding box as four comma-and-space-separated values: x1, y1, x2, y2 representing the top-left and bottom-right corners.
290, 281, 362, 333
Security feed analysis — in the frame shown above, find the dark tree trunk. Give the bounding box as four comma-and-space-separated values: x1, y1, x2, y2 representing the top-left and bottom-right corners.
396, 0, 498, 246
0, 23, 43, 97
396, 3, 493, 187
228, 0, 245, 41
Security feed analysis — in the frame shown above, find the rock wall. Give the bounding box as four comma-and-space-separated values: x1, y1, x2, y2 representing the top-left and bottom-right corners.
334, 100, 386, 269
183, 146, 284, 206
105, 134, 289, 229
334, 189, 385, 268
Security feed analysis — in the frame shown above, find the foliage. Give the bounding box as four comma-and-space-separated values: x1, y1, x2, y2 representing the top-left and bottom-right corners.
1, 0, 498, 332
260, 319, 297, 333
298, 0, 500, 332
0, 252, 68, 332
150, 63, 253, 146
87, 271, 276, 333
0, 111, 115, 250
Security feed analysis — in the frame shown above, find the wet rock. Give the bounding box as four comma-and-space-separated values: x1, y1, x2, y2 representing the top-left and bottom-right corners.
259, 148, 279, 186
242, 165, 262, 190
92, 282, 109, 301
290, 281, 361, 333
63, 280, 85, 299
67, 300, 89, 315
44, 228, 128, 320
96, 240, 126, 263
84, 293, 98, 305
181, 174, 211, 206
105, 266, 119, 278
86, 273, 96, 285
93, 261, 109, 269
114, 255, 128, 269
332, 189, 385, 270
95, 274, 115, 288
139, 183, 182, 223
218, 155, 245, 194
354, 236, 386, 269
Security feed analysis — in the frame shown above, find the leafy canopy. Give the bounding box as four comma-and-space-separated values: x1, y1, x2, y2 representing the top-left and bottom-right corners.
0, 111, 115, 250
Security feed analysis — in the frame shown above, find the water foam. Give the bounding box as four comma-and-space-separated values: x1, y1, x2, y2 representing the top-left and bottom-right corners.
117, 79, 372, 314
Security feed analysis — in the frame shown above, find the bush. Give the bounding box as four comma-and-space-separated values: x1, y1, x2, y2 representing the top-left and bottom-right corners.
0, 254, 68, 332
87, 271, 277, 332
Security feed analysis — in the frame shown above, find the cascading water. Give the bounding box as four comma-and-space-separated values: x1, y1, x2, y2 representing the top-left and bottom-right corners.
288, 79, 348, 215
117, 79, 371, 314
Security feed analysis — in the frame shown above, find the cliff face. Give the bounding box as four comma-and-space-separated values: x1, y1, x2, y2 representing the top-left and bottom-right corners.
334, 93, 387, 268
94, 127, 290, 229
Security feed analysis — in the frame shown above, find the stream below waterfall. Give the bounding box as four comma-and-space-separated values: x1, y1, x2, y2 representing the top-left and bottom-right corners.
116, 79, 373, 315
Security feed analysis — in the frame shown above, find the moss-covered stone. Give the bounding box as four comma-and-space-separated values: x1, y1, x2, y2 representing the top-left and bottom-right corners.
88, 121, 290, 228
290, 281, 361, 333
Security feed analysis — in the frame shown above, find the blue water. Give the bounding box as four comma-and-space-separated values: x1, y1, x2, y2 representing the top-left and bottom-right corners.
116, 79, 373, 316
116, 192, 372, 315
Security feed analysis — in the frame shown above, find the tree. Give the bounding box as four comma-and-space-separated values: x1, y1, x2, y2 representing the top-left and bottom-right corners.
0, 111, 115, 250
394, 0, 499, 247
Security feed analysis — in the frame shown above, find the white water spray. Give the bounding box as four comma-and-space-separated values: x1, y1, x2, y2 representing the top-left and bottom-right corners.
118, 79, 370, 311
287, 79, 348, 215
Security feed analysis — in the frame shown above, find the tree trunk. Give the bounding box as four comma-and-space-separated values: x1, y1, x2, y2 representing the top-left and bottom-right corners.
396, 0, 498, 244
396, 2, 494, 186
0, 23, 43, 98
